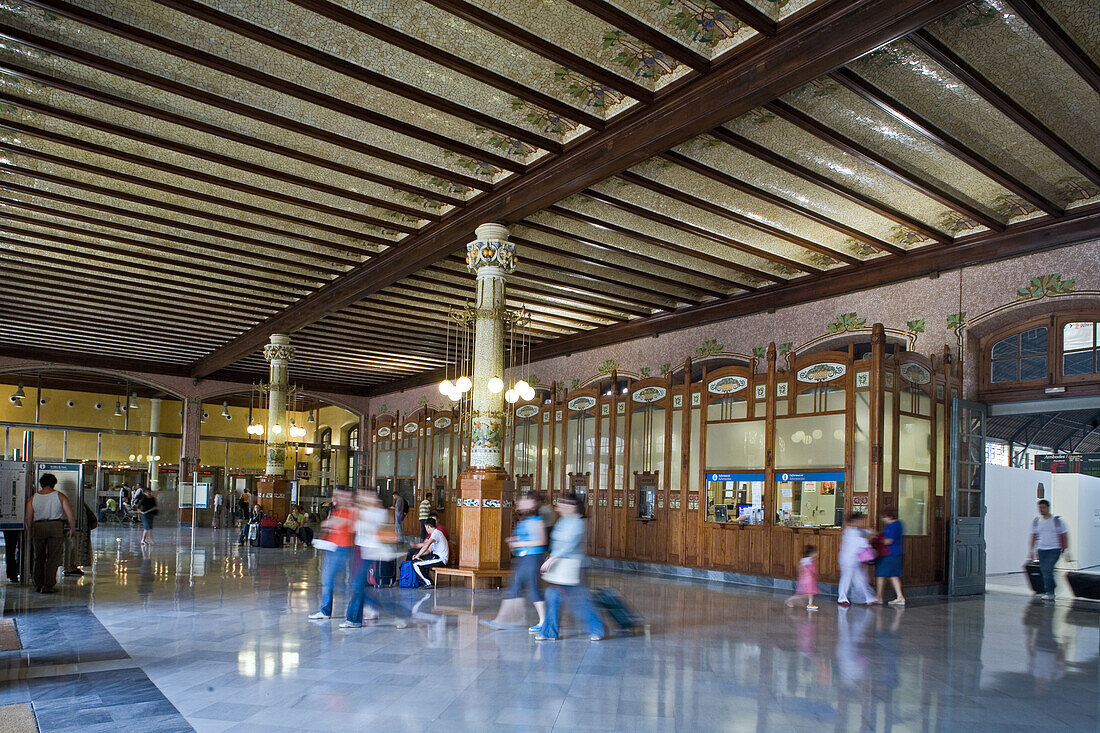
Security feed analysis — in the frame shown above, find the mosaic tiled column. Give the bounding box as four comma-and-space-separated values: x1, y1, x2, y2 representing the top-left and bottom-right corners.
458, 223, 516, 583
263, 334, 294, 477
147, 397, 161, 491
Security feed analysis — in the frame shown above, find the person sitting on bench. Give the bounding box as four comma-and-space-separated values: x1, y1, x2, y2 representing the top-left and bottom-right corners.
411, 517, 448, 587
282, 504, 309, 542
238, 503, 263, 545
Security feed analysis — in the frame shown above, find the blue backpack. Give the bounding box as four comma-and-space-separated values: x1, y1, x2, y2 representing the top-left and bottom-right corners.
398, 560, 421, 588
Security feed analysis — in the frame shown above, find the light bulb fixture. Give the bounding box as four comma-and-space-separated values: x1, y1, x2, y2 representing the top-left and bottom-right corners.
521, 385, 536, 402
154, 455, 161, 461
271, 424, 283, 434
305, 447, 314, 455
307, 410, 315, 423
9, 395, 22, 407
221, 401, 231, 419
504, 389, 518, 404
129, 392, 139, 409
67, 400, 76, 408
136, 454, 143, 462
438, 379, 454, 396
13, 382, 25, 399
114, 401, 123, 417
456, 376, 472, 393
447, 386, 462, 402
487, 376, 504, 394
514, 380, 530, 395
128, 454, 136, 461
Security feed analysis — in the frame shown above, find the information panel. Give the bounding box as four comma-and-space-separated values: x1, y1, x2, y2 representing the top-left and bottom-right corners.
179, 482, 210, 509
36, 462, 84, 528
0, 461, 27, 530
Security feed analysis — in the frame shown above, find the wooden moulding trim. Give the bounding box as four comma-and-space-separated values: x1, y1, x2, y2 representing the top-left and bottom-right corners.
829, 68, 1062, 216
906, 30, 1100, 188
1007, 0, 1100, 97
21, 0, 528, 170
0, 118, 432, 226
658, 151, 904, 254
0, 143, 419, 237
424, 0, 655, 103
0, 28, 493, 190
0, 70, 467, 206
567, 0, 710, 72
710, 0, 778, 36
711, 127, 952, 244
153, 0, 563, 153
287, 0, 604, 131
527, 206, 1100, 359
764, 99, 1004, 231
190, 0, 973, 378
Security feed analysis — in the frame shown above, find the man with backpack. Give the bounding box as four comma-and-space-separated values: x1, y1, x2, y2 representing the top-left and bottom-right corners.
393, 491, 408, 543
1029, 499, 1069, 600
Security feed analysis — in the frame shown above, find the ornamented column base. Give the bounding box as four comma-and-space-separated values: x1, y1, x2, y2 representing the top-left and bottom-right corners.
457, 467, 514, 571
256, 477, 291, 520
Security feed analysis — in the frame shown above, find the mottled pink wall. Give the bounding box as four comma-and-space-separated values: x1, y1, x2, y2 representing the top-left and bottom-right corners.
373, 239, 1100, 416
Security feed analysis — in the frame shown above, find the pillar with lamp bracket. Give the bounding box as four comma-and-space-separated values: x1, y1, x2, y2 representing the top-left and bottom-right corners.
448, 223, 519, 587
257, 333, 294, 519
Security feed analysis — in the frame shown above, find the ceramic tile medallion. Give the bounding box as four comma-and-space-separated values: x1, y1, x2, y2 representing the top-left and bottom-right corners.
885, 371, 896, 389
673, 394, 684, 408
601, 402, 611, 415
899, 361, 932, 385
691, 392, 702, 406
567, 396, 597, 411
617, 401, 627, 414
796, 362, 846, 383
632, 385, 667, 403
856, 370, 871, 389
707, 375, 748, 394
754, 383, 767, 400
434, 417, 452, 429
515, 404, 539, 419
776, 382, 789, 398
377, 426, 392, 438
403, 422, 418, 433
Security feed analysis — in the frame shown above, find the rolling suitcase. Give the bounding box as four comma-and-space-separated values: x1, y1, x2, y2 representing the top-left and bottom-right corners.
1066, 571, 1100, 600
368, 559, 397, 587
259, 526, 281, 548
248, 522, 260, 547
1024, 561, 1044, 593
594, 586, 641, 634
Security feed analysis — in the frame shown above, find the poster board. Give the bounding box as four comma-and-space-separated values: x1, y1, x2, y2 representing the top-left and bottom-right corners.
0, 461, 28, 530
178, 482, 210, 509
36, 463, 84, 529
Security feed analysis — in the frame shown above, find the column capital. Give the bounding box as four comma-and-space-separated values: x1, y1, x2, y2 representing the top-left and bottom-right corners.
466, 223, 517, 274
264, 333, 295, 363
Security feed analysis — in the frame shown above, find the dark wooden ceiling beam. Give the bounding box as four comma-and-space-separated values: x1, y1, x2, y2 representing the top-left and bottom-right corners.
0, 178, 369, 263
287, 0, 604, 130
425, 0, 654, 102
0, 66, 468, 206
0, 303, 229, 345
765, 99, 1004, 231
659, 151, 903, 254
0, 249, 285, 309
516, 220, 736, 296
25, 0, 530, 169
191, 0, 973, 377
579, 189, 828, 271
545, 204, 786, 284
1, 329, 203, 361
510, 235, 711, 305
0, 117, 437, 225
0, 142, 420, 237
154, 0, 563, 153
1007, 0, 1100, 96
710, 0, 778, 36
0, 197, 344, 277
0, 291, 240, 335
616, 169, 866, 263
0, 231, 312, 298
829, 68, 1062, 216
374, 283, 599, 331
0, 28, 493, 189
566, 0, 709, 72
710, 127, 951, 244
906, 30, 1100, 187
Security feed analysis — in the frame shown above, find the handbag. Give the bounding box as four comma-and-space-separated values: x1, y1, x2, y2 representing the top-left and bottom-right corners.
541, 556, 582, 586
857, 546, 876, 564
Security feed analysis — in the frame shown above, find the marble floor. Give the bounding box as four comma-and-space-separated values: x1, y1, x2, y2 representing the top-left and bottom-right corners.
1, 527, 1097, 732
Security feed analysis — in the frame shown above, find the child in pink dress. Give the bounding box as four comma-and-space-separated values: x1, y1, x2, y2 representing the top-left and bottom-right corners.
785, 545, 820, 611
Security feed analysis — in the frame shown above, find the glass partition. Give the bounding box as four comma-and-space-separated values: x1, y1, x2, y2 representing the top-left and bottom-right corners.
898, 473, 929, 534
776, 471, 845, 528
706, 472, 764, 524
514, 419, 538, 476
774, 414, 845, 468
706, 421, 765, 470
853, 390, 870, 493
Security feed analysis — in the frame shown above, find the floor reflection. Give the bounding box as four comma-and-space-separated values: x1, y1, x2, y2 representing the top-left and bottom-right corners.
1, 526, 1096, 731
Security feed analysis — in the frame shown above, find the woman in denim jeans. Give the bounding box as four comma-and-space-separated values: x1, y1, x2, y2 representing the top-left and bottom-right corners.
535, 494, 606, 642
483, 495, 548, 630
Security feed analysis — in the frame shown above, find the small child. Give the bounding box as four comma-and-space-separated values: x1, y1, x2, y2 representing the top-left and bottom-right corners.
785, 545, 819, 611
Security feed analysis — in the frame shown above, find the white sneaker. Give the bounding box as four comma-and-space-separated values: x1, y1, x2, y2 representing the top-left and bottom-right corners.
308, 611, 331, 620
363, 609, 379, 621
338, 621, 361, 628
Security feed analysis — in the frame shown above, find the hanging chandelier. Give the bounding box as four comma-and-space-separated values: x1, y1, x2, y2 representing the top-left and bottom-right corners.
438, 305, 534, 404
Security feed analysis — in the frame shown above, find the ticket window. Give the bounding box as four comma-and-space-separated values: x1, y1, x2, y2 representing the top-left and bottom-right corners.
706, 480, 764, 524
776, 478, 845, 528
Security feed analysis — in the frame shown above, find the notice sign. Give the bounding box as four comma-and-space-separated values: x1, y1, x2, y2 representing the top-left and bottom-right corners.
853, 495, 869, 507
0, 461, 27, 529
179, 482, 210, 509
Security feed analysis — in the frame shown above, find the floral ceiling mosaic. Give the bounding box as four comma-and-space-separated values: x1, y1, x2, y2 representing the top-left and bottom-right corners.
1, 0, 1097, 389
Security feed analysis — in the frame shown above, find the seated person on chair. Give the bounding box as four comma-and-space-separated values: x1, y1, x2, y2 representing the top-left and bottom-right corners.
282, 504, 309, 541
411, 517, 449, 587
238, 503, 263, 544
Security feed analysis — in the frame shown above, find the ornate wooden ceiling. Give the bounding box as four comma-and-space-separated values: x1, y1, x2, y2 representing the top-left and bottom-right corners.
1, 0, 1098, 393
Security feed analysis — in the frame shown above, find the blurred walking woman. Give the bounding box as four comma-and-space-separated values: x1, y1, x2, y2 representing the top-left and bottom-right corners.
137, 487, 158, 546
483, 495, 548, 631
535, 494, 605, 642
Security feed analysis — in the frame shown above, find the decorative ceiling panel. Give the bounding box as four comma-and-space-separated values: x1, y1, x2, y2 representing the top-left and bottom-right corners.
607, 0, 759, 60
847, 39, 1088, 209
336, 0, 640, 117
1036, 0, 1100, 67
926, 2, 1100, 168
745, 0, 819, 21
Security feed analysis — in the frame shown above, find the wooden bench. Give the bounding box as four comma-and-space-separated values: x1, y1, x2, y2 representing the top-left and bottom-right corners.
431, 567, 511, 589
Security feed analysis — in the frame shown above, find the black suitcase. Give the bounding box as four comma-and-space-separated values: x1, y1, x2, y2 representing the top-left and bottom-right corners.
1024, 561, 1044, 593
368, 559, 397, 587
594, 586, 640, 634
1066, 571, 1100, 600
259, 526, 281, 548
